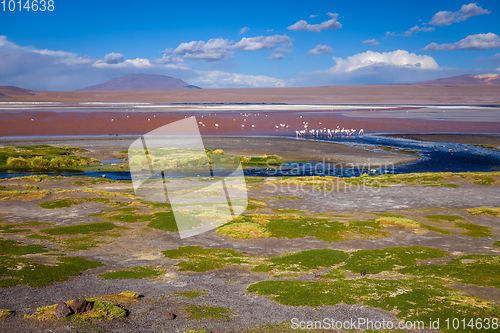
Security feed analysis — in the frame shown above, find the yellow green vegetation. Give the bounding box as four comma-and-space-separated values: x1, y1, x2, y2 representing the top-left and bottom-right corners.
162, 246, 250, 272
26, 222, 124, 251
270, 195, 305, 200
252, 249, 349, 274
270, 172, 500, 191
24, 291, 138, 321
175, 290, 209, 299
0, 221, 52, 234
163, 245, 500, 290
99, 266, 164, 280
217, 215, 389, 242
0, 188, 51, 200
0, 309, 12, 320
217, 222, 270, 239
468, 207, 500, 217
247, 278, 499, 333
184, 304, 234, 321
0, 145, 94, 171
246, 246, 500, 333
0, 237, 103, 287
39, 197, 114, 209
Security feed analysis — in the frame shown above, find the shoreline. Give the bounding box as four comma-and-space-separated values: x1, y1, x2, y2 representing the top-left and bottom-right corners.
0, 135, 420, 167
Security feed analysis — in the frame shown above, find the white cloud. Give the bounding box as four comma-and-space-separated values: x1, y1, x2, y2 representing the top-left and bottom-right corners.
309, 14, 318, 18
268, 53, 285, 60
191, 70, 285, 88
404, 25, 435, 37
93, 58, 153, 68
423, 33, 500, 51
307, 44, 333, 55
103, 52, 125, 64
239, 27, 249, 34
232, 35, 292, 51
362, 39, 379, 45
497, 66, 500, 71
330, 50, 438, 73
287, 12, 342, 32
429, 2, 490, 26
173, 38, 233, 62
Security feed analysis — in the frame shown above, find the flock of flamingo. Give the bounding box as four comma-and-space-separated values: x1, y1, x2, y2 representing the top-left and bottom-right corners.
104, 112, 365, 138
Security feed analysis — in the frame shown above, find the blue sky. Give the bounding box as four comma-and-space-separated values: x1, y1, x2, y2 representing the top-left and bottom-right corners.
1, 0, 499, 90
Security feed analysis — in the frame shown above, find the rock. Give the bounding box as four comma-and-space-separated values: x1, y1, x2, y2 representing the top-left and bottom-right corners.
361, 270, 366, 276
85, 302, 93, 312
165, 312, 176, 320
55, 302, 72, 318
69, 299, 87, 314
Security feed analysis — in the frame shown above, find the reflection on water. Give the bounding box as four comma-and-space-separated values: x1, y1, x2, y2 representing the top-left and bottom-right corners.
1, 135, 499, 180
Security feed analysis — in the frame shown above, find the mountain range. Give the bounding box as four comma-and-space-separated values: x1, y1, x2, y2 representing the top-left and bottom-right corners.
76, 74, 201, 91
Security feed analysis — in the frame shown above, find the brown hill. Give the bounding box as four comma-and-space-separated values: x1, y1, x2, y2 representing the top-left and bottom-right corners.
77, 74, 201, 91
0, 86, 35, 96
415, 74, 500, 86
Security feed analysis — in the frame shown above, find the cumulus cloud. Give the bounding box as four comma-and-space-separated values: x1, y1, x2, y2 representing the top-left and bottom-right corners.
385, 32, 397, 37
404, 25, 435, 37
239, 27, 249, 34
423, 33, 500, 51
232, 35, 292, 51
173, 38, 233, 62
330, 50, 438, 73
309, 15, 318, 18
287, 12, 342, 32
93, 58, 153, 68
268, 53, 285, 60
191, 70, 285, 88
307, 44, 333, 55
429, 2, 490, 26
103, 52, 125, 64
362, 39, 379, 45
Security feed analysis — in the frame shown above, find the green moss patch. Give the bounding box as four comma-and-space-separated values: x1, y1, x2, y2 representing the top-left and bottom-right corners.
99, 266, 163, 280
0, 145, 93, 171
342, 246, 448, 274
0, 221, 52, 234
247, 278, 499, 333
270, 195, 305, 200
424, 214, 465, 223
252, 249, 349, 273
455, 222, 493, 237
0, 309, 12, 320
41, 222, 117, 235
39, 197, 115, 209
0, 256, 104, 288
402, 255, 500, 288
162, 246, 249, 272
217, 222, 269, 239
175, 290, 208, 299
184, 304, 234, 321
468, 207, 500, 217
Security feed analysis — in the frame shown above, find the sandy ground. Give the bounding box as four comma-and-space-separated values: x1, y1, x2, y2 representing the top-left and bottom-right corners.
1, 85, 500, 105
0, 175, 499, 332
0, 136, 419, 166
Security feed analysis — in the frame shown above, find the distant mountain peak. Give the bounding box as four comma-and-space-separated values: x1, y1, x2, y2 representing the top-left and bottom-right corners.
414, 74, 500, 86
77, 74, 201, 91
